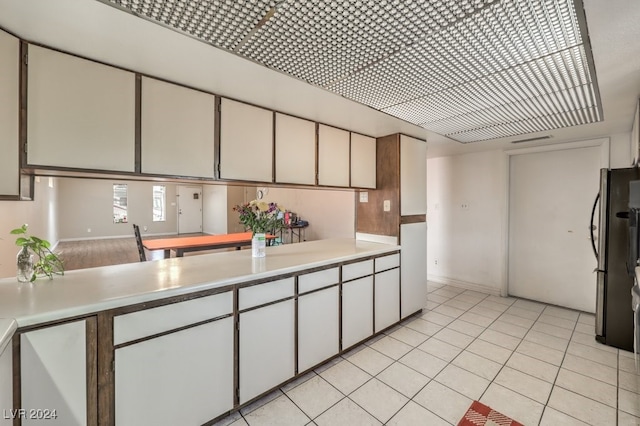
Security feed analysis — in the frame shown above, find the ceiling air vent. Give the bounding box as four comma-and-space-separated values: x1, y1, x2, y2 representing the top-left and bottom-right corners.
511, 135, 553, 144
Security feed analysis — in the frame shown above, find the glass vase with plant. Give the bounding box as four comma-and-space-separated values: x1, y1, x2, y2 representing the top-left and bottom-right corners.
11, 224, 64, 282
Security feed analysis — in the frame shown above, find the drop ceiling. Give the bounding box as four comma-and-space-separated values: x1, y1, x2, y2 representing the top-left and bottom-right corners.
0, 0, 638, 157
102, 0, 603, 144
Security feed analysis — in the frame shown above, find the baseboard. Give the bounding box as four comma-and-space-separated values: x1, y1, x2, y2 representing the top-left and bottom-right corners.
427, 274, 501, 297
59, 232, 179, 242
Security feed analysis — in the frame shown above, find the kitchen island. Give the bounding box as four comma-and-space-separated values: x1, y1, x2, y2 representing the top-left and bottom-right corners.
0, 238, 421, 426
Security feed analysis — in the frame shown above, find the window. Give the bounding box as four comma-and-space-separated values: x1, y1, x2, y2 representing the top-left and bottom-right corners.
113, 184, 128, 223
153, 185, 166, 222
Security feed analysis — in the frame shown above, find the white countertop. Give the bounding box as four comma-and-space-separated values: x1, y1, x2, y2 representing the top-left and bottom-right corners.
0, 239, 399, 328
0, 319, 17, 356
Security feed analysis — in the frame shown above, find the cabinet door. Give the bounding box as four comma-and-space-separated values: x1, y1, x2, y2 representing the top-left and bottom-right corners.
401, 222, 428, 318
21, 320, 87, 426
239, 300, 295, 404
350, 133, 376, 189
342, 276, 374, 349
0, 345, 12, 426
115, 318, 234, 426
220, 98, 273, 182
0, 30, 19, 196
275, 113, 316, 185
318, 124, 350, 187
400, 135, 427, 215
375, 268, 400, 332
27, 46, 135, 172
298, 287, 339, 372
141, 77, 215, 178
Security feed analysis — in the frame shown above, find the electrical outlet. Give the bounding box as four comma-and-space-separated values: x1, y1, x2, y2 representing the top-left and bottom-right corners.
434, 259, 438, 265
143, 226, 148, 232
383, 200, 391, 211
359, 192, 369, 203
461, 203, 470, 210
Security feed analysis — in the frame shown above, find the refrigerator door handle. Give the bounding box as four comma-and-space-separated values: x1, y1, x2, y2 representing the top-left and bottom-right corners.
590, 192, 600, 260
597, 169, 608, 273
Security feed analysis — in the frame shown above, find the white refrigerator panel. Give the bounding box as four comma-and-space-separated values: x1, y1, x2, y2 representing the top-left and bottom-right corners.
401, 222, 427, 318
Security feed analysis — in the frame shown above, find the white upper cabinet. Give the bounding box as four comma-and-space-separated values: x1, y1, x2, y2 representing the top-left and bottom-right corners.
318, 124, 349, 187
350, 133, 376, 189
274, 113, 316, 185
27, 46, 135, 172
141, 77, 215, 178
400, 134, 427, 215
0, 30, 19, 196
219, 98, 273, 183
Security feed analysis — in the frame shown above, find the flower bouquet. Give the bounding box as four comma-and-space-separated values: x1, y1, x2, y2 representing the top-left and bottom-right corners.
234, 200, 286, 258
233, 200, 286, 234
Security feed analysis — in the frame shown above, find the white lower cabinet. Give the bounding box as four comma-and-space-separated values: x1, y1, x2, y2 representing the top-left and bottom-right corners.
298, 287, 339, 372
342, 276, 374, 349
115, 318, 233, 426
0, 344, 13, 426
239, 300, 295, 404
375, 268, 400, 333
20, 320, 87, 426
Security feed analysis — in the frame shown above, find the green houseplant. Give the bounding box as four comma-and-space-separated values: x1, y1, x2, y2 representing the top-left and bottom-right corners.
11, 224, 64, 282
233, 200, 286, 234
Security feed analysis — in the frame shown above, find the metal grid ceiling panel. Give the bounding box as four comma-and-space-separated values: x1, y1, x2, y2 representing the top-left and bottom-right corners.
104, 0, 601, 143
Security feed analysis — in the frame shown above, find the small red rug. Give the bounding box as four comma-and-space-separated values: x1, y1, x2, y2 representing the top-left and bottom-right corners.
457, 400, 524, 426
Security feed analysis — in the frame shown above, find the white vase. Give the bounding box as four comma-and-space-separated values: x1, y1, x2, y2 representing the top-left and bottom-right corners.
251, 233, 266, 258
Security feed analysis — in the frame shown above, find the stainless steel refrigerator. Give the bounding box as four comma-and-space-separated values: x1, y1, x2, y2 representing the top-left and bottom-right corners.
592, 168, 640, 351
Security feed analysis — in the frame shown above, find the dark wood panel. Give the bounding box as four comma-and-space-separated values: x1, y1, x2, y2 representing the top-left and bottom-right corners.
12, 336, 21, 426
356, 134, 400, 237
86, 317, 98, 426
400, 215, 426, 224
96, 313, 114, 426
134, 74, 141, 174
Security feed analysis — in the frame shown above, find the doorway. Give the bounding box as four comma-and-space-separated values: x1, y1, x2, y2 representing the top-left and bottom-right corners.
507, 141, 608, 312
177, 185, 203, 234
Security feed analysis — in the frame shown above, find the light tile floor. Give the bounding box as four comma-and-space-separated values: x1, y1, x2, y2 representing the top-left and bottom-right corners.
215, 282, 640, 426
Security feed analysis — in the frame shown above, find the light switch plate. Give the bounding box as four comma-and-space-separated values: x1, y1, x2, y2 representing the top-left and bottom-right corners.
383, 200, 391, 211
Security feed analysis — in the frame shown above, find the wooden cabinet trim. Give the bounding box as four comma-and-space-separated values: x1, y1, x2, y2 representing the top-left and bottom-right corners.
134, 74, 142, 174
12, 336, 20, 426
86, 316, 98, 426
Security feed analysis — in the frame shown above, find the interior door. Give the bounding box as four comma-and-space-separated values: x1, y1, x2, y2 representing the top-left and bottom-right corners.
177, 185, 202, 234
508, 145, 602, 312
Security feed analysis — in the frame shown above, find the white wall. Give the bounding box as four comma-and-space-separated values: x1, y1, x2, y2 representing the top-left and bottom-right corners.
56, 178, 178, 240
0, 177, 58, 279
227, 186, 251, 234
427, 134, 632, 295
427, 150, 506, 293
262, 187, 355, 241
610, 131, 632, 168
203, 185, 227, 235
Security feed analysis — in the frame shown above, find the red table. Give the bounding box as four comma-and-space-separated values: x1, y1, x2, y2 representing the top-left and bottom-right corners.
142, 232, 276, 258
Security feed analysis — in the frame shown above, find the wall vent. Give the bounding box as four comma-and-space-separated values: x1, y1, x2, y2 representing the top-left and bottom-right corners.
511, 135, 553, 144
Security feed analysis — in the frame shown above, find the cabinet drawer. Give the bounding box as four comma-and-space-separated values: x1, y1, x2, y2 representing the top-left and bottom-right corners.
342, 259, 373, 282
239, 277, 294, 310
298, 268, 339, 294
375, 254, 400, 272
114, 292, 232, 345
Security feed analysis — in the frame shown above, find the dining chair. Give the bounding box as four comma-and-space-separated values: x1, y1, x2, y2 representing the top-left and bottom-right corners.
133, 224, 147, 262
